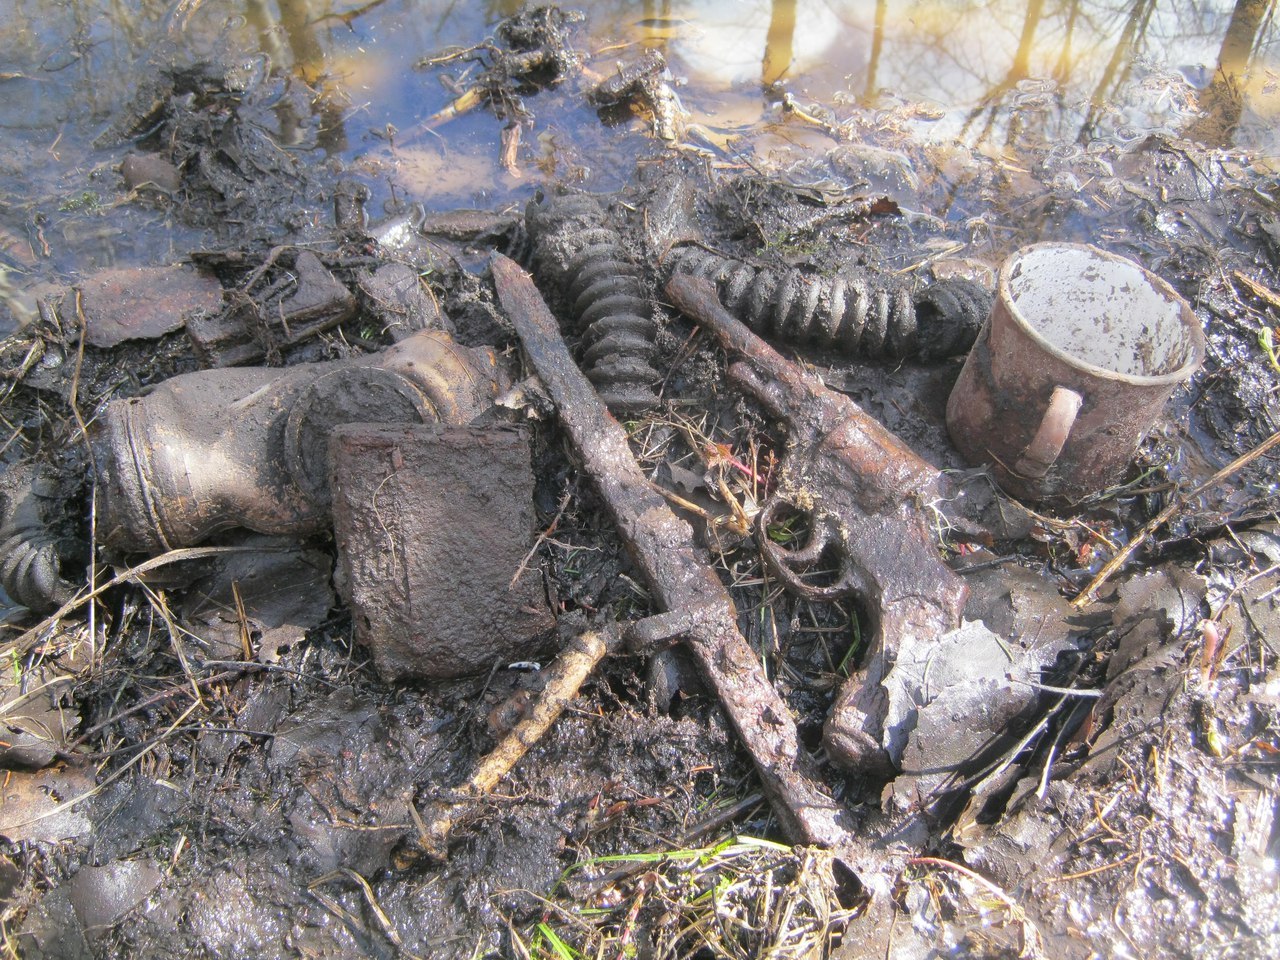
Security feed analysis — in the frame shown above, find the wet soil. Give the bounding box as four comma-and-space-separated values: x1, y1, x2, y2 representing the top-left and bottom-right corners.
2, 6, 1280, 960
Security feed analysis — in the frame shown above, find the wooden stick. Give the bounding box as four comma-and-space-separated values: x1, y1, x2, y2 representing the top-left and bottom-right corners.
413, 628, 620, 860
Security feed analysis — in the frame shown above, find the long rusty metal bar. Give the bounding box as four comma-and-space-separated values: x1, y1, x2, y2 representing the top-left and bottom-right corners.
490, 253, 855, 848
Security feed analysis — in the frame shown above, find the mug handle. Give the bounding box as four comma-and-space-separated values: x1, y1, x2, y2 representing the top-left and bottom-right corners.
1014, 386, 1083, 479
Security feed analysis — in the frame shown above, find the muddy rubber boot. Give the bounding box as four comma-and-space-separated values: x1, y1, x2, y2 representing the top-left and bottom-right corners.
0, 462, 81, 614
94, 330, 508, 554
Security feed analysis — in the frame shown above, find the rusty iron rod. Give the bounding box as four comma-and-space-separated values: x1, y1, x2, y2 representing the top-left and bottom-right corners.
490, 253, 855, 849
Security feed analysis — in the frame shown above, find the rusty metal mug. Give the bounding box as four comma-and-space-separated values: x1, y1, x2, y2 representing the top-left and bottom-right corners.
946, 243, 1205, 502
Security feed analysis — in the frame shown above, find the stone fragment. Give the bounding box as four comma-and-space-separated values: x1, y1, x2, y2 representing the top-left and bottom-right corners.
68, 860, 163, 939
120, 153, 181, 193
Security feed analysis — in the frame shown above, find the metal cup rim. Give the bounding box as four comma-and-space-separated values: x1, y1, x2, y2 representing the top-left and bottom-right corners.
996, 241, 1206, 387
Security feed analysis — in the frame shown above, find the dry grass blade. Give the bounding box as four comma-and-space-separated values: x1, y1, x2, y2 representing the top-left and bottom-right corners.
140, 583, 205, 709
907, 856, 1044, 958
542, 836, 857, 959
309, 869, 426, 960
5, 544, 298, 659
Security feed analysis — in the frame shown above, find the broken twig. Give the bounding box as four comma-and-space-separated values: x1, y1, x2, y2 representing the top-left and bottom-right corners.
413, 627, 620, 860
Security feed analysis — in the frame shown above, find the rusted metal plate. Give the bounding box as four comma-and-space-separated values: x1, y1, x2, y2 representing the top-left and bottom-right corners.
330, 422, 555, 681
76, 265, 222, 348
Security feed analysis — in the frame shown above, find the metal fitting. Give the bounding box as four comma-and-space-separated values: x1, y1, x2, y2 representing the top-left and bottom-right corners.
94, 330, 507, 554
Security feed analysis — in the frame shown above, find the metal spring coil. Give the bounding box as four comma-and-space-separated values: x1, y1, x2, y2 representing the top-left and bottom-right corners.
0, 529, 73, 613
524, 193, 661, 412
663, 245, 988, 363
0, 467, 77, 614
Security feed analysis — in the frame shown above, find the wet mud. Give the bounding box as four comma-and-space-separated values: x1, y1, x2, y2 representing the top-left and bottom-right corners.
1, 5, 1279, 960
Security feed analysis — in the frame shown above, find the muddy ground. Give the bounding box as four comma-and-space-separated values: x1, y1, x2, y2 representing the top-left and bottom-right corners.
2, 9, 1279, 960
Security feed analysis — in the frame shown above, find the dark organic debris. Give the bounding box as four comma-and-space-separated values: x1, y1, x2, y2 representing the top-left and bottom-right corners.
101, 59, 336, 244
177, 537, 335, 664
186, 249, 356, 366
588, 48, 686, 142
0, 645, 82, 769
954, 559, 1280, 959
414, 625, 618, 860
414, 5, 583, 134
329, 423, 555, 681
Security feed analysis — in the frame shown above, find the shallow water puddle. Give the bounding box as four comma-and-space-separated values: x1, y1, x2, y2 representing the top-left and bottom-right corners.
1, 1, 1278, 334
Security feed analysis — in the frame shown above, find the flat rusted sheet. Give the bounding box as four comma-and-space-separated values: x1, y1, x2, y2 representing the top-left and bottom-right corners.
330, 423, 554, 681
76, 265, 222, 348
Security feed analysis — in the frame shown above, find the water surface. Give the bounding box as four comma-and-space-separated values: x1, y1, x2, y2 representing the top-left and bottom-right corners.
1, 0, 1276, 329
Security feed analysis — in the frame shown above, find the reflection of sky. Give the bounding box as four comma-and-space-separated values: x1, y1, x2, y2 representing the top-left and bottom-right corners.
2, 1, 1274, 151
0, 0, 1275, 330
655, 1, 1255, 89
640, 0, 1276, 148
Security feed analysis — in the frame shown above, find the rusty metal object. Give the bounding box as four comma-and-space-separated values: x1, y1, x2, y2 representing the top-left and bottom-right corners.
491, 253, 855, 849
524, 192, 661, 412
329, 423, 555, 681
663, 245, 989, 363
665, 273, 967, 774
76, 265, 223, 349
947, 243, 1205, 502
185, 250, 356, 367
94, 330, 506, 554
0, 463, 79, 614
